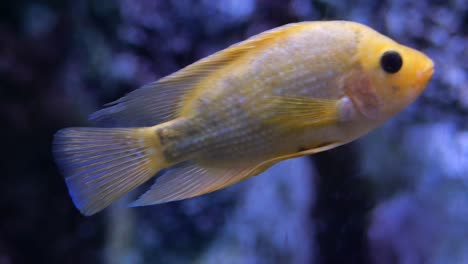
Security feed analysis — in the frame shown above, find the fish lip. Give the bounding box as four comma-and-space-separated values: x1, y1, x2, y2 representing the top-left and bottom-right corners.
417, 62, 434, 81
424, 64, 434, 76
410, 62, 434, 90
423, 59, 435, 76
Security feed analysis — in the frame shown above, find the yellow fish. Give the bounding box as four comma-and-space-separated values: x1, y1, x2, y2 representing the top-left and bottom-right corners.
53, 21, 434, 215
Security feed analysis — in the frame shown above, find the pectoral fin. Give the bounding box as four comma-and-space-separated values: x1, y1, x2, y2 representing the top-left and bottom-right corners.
271, 96, 341, 128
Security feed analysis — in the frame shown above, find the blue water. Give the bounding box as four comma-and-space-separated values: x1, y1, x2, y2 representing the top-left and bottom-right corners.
0, 1, 466, 263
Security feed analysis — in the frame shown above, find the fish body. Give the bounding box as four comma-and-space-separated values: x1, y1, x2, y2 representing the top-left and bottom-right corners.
166, 23, 357, 165
53, 21, 434, 215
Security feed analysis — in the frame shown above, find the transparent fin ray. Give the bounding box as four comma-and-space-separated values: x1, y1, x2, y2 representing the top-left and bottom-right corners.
130, 142, 343, 207
89, 23, 303, 127
53, 127, 162, 215
130, 162, 255, 206
270, 96, 340, 128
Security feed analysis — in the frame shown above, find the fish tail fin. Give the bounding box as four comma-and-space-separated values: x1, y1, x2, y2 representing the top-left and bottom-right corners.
53, 126, 165, 215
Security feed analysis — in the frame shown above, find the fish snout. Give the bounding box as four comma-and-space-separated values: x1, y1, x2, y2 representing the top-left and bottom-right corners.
422, 59, 434, 78
414, 58, 434, 89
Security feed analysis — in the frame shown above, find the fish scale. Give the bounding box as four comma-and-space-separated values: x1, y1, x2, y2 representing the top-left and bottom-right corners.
166, 99, 291, 163
165, 63, 347, 163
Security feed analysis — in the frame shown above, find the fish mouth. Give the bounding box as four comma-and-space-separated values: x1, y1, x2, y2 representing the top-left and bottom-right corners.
424, 58, 434, 75
406, 61, 434, 96
415, 60, 434, 87
423, 62, 434, 77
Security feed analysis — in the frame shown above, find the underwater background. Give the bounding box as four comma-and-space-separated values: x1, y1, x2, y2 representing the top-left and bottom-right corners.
0, 0, 467, 263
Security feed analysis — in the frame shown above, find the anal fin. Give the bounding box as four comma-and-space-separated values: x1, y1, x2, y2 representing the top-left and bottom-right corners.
130, 162, 253, 206
130, 142, 343, 207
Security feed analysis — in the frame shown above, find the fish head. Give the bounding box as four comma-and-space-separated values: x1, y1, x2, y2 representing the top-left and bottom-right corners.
353, 25, 434, 121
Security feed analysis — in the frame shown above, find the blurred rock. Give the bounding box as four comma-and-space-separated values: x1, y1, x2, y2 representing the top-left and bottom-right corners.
368, 180, 468, 264
199, 157, 316, 264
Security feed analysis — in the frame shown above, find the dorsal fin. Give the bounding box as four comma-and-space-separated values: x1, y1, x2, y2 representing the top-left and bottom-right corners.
89, 23, 305, 127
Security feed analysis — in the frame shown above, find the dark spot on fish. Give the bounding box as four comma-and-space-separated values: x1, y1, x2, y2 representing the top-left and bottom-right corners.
197, 97, 211, 108
157, 120, 206, 162
391, 85, 400, 94
162, 147, 181, 161
157, 127, 174, 145
156, 128, 165, 144
161, 139, 191, 161
314, 142, 336, 148
298, 147, 307, 152
297, 142, 337, 152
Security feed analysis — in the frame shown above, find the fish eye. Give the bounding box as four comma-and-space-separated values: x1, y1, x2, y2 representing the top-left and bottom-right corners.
380, 51, 403, 74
